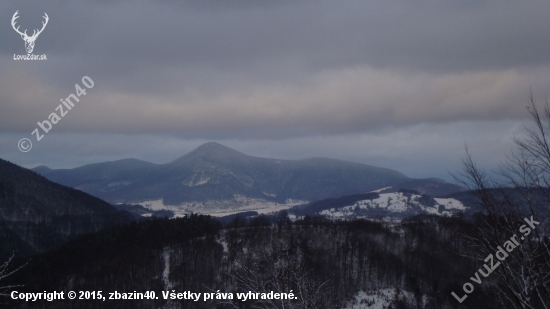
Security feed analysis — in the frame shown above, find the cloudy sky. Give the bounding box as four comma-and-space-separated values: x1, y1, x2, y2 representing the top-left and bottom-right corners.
1, 0, 549, 181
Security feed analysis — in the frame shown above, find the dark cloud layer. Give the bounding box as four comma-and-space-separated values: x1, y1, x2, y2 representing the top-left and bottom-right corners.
1, 0, 549, 178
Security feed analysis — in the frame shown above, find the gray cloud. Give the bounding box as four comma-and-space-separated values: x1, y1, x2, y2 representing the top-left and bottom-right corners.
1, 0, 549, 177
0, 63, 545, 137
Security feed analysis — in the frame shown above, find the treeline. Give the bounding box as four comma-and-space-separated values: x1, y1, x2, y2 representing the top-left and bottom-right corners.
2, 214, 502, 309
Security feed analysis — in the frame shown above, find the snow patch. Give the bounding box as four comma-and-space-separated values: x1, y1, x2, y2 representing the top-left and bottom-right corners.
216, 235, 228, 253
183, 171, 210, 187
434, 198, 466, 210
320, 192, 465, 219
136, 197, 307, 218
345, 288, 416, 309
162, 248, 173, 290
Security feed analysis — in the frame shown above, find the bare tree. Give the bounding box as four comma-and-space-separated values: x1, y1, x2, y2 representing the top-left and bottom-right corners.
0, 253, 25, 297
455, 93, 550, 309
219, 250, 336, 309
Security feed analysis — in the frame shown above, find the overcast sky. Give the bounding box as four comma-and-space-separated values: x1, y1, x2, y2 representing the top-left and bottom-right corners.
1, 0, 550, 181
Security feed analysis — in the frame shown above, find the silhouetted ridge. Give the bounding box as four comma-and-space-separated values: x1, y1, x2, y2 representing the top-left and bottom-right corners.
0, 158, 135, 259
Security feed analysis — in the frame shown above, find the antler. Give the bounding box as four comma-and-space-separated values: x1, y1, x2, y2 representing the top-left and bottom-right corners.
11, 11, 27, 37
30, 13, 49, 39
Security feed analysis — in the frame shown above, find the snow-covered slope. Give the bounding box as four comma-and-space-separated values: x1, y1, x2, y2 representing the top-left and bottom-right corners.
319, 192, 465, 219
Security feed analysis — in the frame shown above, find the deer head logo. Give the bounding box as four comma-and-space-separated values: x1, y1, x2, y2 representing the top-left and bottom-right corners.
11, 11, 49, 54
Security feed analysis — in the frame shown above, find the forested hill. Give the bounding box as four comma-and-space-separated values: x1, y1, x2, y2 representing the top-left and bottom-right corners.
5, 214, 500, 309
0, 158, 135, 259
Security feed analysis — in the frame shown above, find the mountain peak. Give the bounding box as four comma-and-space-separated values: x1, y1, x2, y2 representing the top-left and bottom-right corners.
191, 142, 246, 156
170, 142, 249, 165
195, 142, 233, 152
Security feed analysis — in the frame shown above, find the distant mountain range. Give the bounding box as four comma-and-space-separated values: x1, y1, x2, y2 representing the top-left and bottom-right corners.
0, 158, 135, 259
33, 142, 464, 216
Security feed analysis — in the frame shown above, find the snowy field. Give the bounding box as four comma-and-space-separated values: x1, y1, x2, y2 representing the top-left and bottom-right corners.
320, 192, 465, 218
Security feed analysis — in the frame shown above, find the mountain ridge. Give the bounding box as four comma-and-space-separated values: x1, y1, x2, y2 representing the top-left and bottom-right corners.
0, 158, 135, 259
33, 142, 416, 215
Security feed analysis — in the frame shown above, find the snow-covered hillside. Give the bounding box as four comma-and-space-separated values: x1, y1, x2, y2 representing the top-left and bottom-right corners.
320, 192, 465, 219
